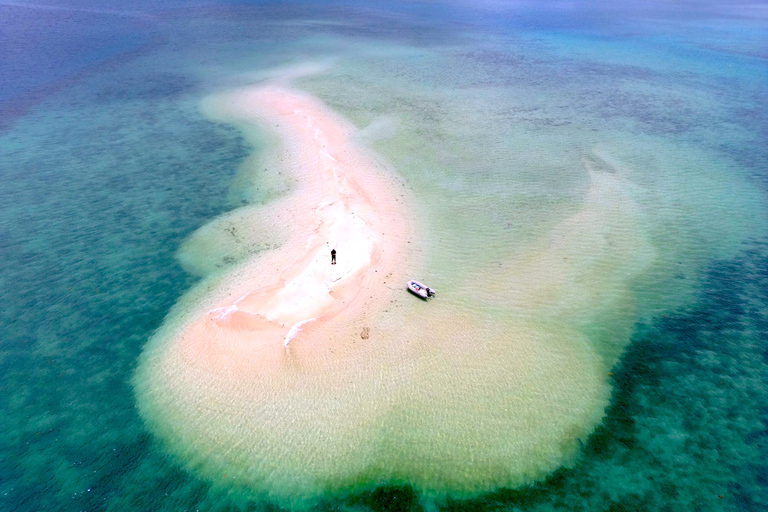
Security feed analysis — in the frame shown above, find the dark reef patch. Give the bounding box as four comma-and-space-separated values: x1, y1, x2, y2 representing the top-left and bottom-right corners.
341, 486, 421, 512
93, 72, 196, 102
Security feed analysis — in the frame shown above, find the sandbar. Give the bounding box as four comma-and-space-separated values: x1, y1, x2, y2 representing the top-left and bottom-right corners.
134, 79, 621, 509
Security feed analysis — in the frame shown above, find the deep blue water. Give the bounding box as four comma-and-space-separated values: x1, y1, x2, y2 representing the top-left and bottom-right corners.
0, 2, 155, 129
1, 1, 766, 511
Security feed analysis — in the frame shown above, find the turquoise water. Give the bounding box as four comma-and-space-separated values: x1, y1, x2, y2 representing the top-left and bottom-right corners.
1, 1, 767, 510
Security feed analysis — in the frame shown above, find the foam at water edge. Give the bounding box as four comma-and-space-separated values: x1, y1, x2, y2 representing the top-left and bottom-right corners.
284, 318, 316, 347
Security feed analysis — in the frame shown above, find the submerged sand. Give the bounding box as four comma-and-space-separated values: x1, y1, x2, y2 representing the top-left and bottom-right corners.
134, 79, 653, 508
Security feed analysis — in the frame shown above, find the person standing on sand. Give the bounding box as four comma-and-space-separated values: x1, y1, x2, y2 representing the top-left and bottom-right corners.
331, 249, 336, 265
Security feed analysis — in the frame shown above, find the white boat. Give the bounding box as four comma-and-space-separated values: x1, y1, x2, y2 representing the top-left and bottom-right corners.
407, 280, 435, 300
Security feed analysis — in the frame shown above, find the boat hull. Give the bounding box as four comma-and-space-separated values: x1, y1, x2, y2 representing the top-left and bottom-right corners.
407, 280, 434, 300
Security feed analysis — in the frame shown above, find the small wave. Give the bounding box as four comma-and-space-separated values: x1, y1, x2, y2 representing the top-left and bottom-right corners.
209, 292, 250, 320
283, 318, 316, 347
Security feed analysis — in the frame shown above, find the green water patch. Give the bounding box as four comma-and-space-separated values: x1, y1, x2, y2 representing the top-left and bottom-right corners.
0, 60, 248, 511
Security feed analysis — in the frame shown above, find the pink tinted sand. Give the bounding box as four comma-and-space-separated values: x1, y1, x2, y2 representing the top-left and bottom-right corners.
169, 84, 413, 372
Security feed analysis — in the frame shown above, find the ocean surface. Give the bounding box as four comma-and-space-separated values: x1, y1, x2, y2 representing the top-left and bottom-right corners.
1, 1, 767, 510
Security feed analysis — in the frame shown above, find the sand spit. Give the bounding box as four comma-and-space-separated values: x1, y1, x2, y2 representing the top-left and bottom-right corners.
134, 81, 643, 509
194, 85, 411, 346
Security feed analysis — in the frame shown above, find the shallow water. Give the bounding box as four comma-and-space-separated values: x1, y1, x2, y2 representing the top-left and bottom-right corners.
1, 1, 767, 511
